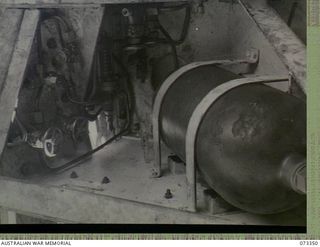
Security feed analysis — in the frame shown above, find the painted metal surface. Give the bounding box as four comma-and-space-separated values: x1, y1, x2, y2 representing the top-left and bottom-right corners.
185, 76, 289, 212
0, 0, 306, 223
0, 10, 40, 158
0, 138, 306, 224
239, 0, 306, 93
158, 61, 305, 214
0, 0, 186, 8
152, 59, 258, 178
0, 176, 303, 224
0, 9, 24, 91
152, 60, 230, 178
0, 177, 233, 224
61, 8, 106, 100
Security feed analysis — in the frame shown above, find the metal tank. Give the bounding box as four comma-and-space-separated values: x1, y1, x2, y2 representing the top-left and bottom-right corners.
159, 65, 306, 214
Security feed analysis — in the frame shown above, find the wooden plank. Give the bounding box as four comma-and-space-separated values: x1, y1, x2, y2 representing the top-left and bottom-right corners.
0, 10, 40, 156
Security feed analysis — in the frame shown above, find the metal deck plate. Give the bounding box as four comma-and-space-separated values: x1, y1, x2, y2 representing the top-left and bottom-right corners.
34, 138, 193, 211
23, 137, 306, 225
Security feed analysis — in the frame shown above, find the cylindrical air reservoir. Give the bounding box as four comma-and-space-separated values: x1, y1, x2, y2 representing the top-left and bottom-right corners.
159, 65, 306, 214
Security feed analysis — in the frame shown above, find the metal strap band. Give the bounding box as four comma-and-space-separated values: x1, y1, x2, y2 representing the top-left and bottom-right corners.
185, 76, 289, 211
152, 60, 247, 177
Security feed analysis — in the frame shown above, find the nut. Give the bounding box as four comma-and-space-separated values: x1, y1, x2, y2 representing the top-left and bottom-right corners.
164, 189, 173, 199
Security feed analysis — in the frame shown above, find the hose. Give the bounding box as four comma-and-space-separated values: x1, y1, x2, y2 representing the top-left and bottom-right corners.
49, 126, 130, 174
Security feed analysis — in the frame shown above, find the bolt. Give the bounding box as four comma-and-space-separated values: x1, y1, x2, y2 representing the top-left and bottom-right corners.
102, 176, 110, 184
293, 166, 306, 194
164, 189, 173, 199
47, 38, 57, 49
70, 171, 78, 179
151, 169, 160, 178
122, 8, 131, 17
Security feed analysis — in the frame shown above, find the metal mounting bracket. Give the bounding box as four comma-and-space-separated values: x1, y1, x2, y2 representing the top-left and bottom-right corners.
152, 57, 288, 212
152, 59, 257, 178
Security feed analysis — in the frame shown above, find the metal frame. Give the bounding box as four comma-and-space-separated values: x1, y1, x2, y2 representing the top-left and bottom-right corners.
152, 60, 289, 212
152, 60, 230, 178
239, 0, 306, 93
0, 176, 282, 224
0, 0, 188, 8
0, 2, 305, 224
0, 9, 40, 156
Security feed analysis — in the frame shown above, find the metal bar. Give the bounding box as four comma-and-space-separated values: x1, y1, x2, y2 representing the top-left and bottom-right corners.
0, 176, 247, 224
76, 7, 105, 100
0, 9, 40, 157
0, 208, 17, 224
3, 4, 102, 8
185, 76, 289, 212
0, 167, 304, 224
0, 9, 24, 105
0, 0, 187, 8
287, 1, 298, 26
239, 0, 306, 93
152, 59, 254, 178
